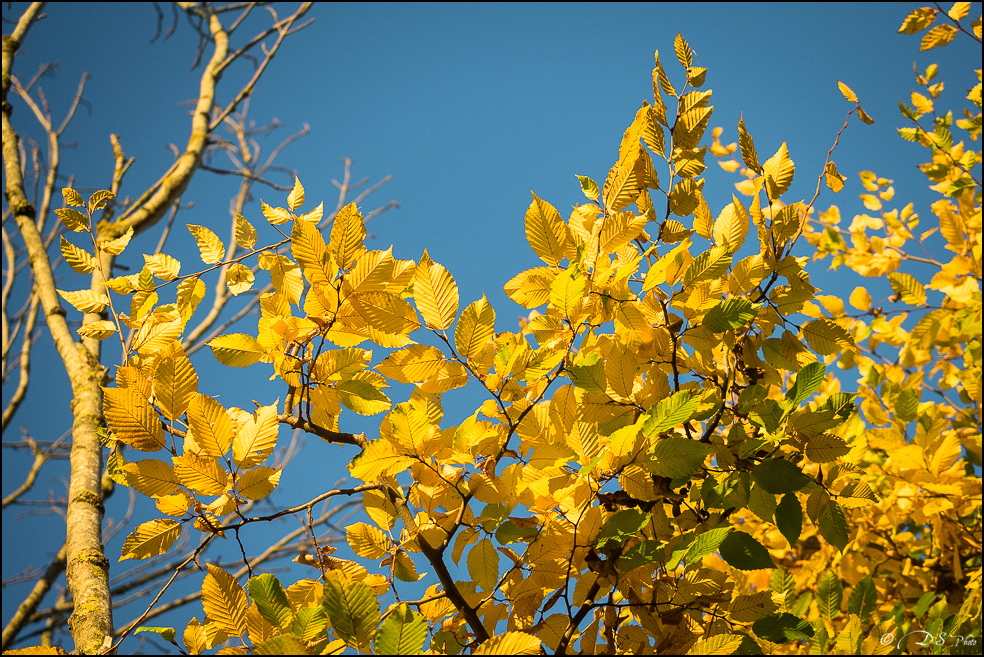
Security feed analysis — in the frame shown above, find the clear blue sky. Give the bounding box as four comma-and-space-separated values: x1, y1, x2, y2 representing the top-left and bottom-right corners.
3, 2, 979, 651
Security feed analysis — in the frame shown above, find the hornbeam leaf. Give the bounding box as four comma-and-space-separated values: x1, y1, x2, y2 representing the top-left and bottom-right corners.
248, 573, 293, 630
374, 603, 427, 656
60, 236, 98, 273
202, 565, 248, 637
120, 518, 181, 561
525, 193, 570, 266
473, 632, 542, 655
208, 333, 265, 367
719, 531, 775, 570
322, 572, 379, 652
187, 224, 225, 264
702, 298, 759, 333
414, 251, 459, 330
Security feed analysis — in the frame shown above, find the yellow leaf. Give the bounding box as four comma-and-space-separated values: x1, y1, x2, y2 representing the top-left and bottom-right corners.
77, 320, 117, 340
233, 403, 279, 469
473, 632, 542, 655
947, 1, 970, 20
123, 459, 180, 497
376, 344, 445, 384
292, 218, 334, 286
643, 239, 692, 290
349, 439, 415, 481
99, 226, 133, 255
687, 634, 745, 655
888, 271, 927, 305
143, 253, 181, 280
455, 295, 495, 360
837, 80, 858, 103
848, 287, 871, 311
60, 236, 97, 273
202, 565, 248, 637
297, 201, 324, 224
234, 213, 256, 250
187, 225, 226, 264
802, 318, 854, 356
346, 291, 419, 335
208, 333, 266, 368
177, 277, 207, 323
468, 539, 500, 593
762, 142, 795, 199
346, 522, 390, 559
549, 268, 586, 319
920, 24, 957, 51
525, 193, 570, 266
728, 254, 768, 295
120, 518, 181, 561
261, 200, 291, 225
713, 195, 749, 249
693, 192, 713, 239
346, 248, 395, 295
236, 466, 281, 500
103, 386, 166, 452
599, 210, 647, 254
153, 355, 198, 421
56, 207, 89, 232
187, 393, 234, 459
287, 176, 305, 211
225, 263, 255, 295
62, 187, 84, 207
156, 490, 192, 517
132, 312, 183, 356
603, 140, 646, 213
898, 7, 937, 33
825, 161, 846, 193
673, 32, 692, 67
328, 202, 366, 270
414, 250, 459, 329
504, 267, 558, 309
87, 190, 115, 213
737, 115, 761, 174
173, 452, 229, 495
57, 288, 110, 313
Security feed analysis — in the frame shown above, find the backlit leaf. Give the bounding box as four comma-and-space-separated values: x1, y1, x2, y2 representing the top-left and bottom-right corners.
202, 565, 248, 637
374, 603, 427, 656
103, 386, 166, 452
208, 333, 265, 367
60, 236, 97, 273
187, 224, 225, 264
322, 572, 379, 652
456, 295, 495, 359
328, 202, 366, 270
248, 573, 293, 630
414, 251, 459, 330
525, 193, 569, 266
120, 518, 181, 561
237, 466, 281, 500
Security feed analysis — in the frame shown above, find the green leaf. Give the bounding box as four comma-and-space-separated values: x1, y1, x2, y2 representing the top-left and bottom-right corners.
290, 606, 329, 642
751, 460, 812, 494
576, 175, 600, 202
570, 351, 606, 393
322, 573, 380, 652
374, 603, 428, 655
597, 508, 648, 550
336, 379, 392, 415
643, 390, 701, 435
785, 362, 825, 408
702, 298, 760, 333
646, 437, 711, 479
255, 635, 311, 655
753, 613, 814, 643
719, 531, 775, 570
618, 539, 665, 571
818, 500, 849, 551
774, 493, 802, 547
495, 520, 538, 545
685, 527, 730, 563
134, 626, 176, 642
816, 571, 843, 621
848, 575, 876, 623
248, 573, 294, 630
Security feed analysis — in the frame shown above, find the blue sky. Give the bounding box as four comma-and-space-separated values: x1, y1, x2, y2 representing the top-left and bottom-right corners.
2, 2, 979, 651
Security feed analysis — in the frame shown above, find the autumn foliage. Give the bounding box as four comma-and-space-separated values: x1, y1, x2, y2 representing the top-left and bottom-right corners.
32, 6, 982, 655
